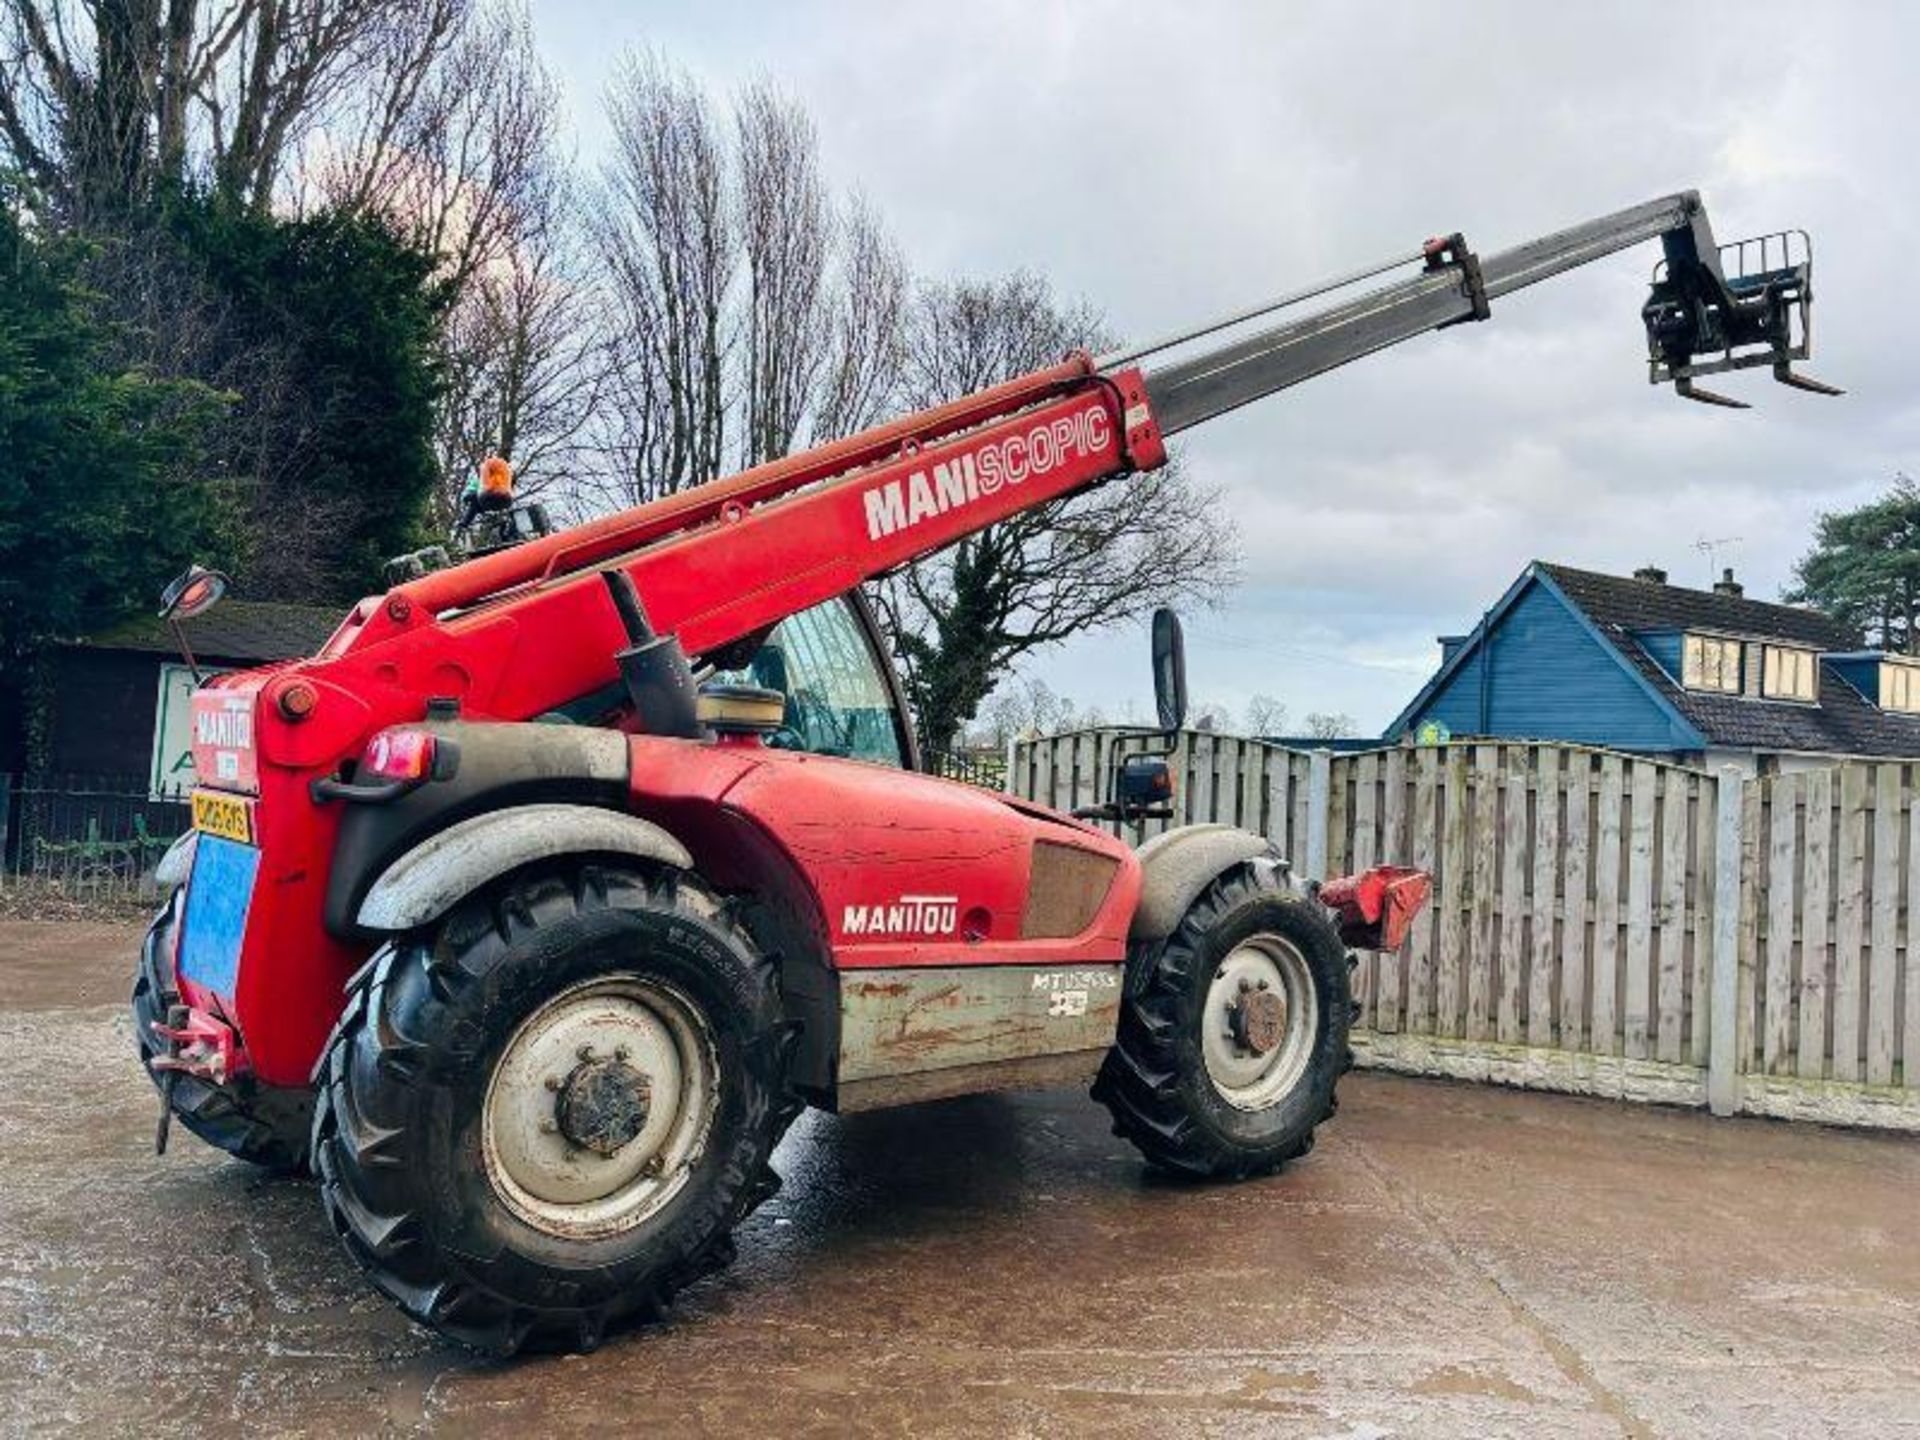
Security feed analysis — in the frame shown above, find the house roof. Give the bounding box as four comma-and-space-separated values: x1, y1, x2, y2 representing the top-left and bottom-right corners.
1540, 563, 1920, 758
68, 600, 341, 663
1537, 563, 1856, 650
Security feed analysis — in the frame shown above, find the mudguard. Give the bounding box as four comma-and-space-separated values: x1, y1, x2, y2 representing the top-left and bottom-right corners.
356, 803, 691, 933
1129, 823, 1280, 943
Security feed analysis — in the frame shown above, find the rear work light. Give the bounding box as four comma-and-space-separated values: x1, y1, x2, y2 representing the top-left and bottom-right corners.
364, 728, 440, 782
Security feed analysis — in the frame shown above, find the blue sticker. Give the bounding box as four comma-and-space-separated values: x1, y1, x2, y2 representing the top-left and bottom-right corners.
179, 835, 261, 997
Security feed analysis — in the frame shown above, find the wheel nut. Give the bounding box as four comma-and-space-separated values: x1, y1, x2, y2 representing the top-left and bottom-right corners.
614, 1046, 630, 1062
539, 1119, 558, 1134
1257, 978, 1271, 991
577, 1044, 596, 1061
1238, 977, 1253, 994
544, 1075, 562, 1092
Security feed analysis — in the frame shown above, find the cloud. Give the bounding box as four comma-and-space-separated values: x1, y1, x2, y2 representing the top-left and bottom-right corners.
540, 0, 1916, 732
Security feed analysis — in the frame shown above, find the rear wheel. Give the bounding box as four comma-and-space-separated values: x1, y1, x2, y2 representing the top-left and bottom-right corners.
131, 892, 311, 1172
1094, 862, 1350, 1178
311, 862, 794, 1355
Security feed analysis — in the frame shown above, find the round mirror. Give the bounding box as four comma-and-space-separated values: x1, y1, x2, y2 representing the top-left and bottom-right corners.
158, 564, 230, 622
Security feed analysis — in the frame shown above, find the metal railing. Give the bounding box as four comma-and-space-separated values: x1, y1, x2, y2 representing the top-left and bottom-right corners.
0, 773, 188, 908
924, 747, 1008, 790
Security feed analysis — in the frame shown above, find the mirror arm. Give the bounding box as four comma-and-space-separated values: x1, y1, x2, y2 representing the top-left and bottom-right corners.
168, 617, 204, 686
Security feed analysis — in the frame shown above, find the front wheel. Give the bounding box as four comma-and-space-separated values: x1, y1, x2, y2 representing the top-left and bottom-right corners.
311, 862, 793, 1355
1094, 862, 1351, 1178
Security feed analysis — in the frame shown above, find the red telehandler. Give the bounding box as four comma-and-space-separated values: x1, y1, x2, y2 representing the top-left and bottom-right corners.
136, 190, 1833, 1354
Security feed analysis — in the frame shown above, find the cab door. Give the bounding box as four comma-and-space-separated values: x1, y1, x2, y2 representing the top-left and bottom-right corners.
729, 591, 920, 770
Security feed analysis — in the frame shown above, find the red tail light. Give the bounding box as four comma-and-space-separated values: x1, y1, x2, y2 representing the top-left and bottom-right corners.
364, 728, 438, 781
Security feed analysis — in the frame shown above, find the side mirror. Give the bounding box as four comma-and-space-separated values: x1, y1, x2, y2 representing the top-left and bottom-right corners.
1151, 607, 1188, 732
158, 564, 229, 622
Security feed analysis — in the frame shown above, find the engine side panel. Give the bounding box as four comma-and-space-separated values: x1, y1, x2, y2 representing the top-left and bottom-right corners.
625, 738, 1140, 1105
710, 747, 1140, 971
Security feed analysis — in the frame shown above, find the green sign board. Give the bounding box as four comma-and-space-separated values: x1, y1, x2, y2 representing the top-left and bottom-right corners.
150, 662, 228, 800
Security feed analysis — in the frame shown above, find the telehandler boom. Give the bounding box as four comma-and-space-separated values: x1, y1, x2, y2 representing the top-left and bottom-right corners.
137, 189, 1832, 1354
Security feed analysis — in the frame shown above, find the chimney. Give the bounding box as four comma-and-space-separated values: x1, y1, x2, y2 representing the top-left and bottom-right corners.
1633, 565, 1668, 585
1713, 567, 1744, 598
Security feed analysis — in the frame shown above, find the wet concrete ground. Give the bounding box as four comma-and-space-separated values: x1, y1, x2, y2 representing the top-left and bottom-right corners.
1, 921, 1917, 1438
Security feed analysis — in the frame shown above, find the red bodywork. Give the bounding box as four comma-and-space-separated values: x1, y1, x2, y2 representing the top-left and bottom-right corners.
175, 356, 1164, 1086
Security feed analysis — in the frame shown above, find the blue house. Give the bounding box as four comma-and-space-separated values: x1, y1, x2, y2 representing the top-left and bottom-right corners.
1387, 561, 1920, 773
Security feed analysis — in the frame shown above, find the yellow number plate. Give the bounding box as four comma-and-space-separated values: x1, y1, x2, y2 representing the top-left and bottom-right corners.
192, 790, 255, 845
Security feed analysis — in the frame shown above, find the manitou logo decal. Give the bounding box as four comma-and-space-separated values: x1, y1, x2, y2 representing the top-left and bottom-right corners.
842, 895, 959, 938
193, 704, 253, 750
862, 403, 1113, 541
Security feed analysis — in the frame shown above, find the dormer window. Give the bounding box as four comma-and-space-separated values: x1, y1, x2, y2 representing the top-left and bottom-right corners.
1882, 658, 1920, 714
1682, 634, 1743, 694
1762, 646, 1818, 702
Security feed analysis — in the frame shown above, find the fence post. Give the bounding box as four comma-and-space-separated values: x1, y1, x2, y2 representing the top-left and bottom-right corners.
1707, 766, 1745, 1117
1305, 748, 1332, 883
1003, 735, 1018, 794
0, 772, 11, 873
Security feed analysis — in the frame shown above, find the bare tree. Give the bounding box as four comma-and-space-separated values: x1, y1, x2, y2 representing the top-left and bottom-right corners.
974, 676, 1092, 746
0, 0, 470, 222
589, 52, 733, 503
309, 0, 554, 295
1189, 699, 1236, 733
872, 271, 1240, 757
813, 196, 906, 440
1303, 711, 1359, 740
585, 56, 908, 510
736, 78, 827, 466
430, 204, 602, 525
1245, 693, 1287, 735
291, 3, 597, 525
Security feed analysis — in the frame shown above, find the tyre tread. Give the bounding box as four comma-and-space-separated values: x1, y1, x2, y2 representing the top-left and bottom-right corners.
311, 861, 793, 1356
1094, 864, 1348, 1179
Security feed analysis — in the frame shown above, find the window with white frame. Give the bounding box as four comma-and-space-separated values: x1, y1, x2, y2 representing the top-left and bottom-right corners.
1881, 660, 1920, 714
1682, 634, 1743, 694
1762, 646, 1817, 702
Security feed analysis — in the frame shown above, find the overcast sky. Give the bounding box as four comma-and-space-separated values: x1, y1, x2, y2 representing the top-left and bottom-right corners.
538, 0, 1915, 734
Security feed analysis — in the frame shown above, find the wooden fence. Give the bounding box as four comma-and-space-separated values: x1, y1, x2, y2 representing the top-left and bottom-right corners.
1010, 730, 1920, 1131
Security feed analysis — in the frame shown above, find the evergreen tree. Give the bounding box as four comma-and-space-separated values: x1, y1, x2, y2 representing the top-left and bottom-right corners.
1787, 477, 1920, 653
0, 197, 231, 744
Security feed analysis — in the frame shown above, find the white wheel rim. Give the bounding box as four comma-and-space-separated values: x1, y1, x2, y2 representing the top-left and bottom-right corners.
1201, 933, 1319, 1111
481, 975, 718, 1239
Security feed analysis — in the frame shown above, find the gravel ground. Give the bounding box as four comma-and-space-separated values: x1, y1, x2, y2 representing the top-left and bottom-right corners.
1, 920, 1916, 1438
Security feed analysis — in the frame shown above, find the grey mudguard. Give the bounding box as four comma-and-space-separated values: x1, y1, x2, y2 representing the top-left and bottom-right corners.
356, 803, 692, 933
1129, 823, 1278, 942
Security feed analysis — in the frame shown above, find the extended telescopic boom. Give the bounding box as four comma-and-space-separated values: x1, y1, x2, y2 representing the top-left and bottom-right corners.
1123, 190, 1837, 431
329, 188, 1833, 715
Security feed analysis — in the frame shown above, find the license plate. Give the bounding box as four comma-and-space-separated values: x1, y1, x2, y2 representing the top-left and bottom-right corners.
192, 790, 255, 844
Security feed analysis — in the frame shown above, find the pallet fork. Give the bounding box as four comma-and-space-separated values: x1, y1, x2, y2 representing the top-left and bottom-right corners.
1644, 224, 1842, 408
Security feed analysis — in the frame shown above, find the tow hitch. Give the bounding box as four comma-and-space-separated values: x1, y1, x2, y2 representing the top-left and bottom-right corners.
149, 1004, 246, 1154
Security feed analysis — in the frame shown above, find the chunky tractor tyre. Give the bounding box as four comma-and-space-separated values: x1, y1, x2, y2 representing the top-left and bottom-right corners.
312, 862, 795, 1356
132, 892, 312, 1172
1094, 862, 1351, 1178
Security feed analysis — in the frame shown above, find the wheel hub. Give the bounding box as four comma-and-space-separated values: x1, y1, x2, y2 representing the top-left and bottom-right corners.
481, 976, 718, 1239
557, 1054, 654, 1156
1229, 986, 1288, 1056
1202, 933, 1319, 1111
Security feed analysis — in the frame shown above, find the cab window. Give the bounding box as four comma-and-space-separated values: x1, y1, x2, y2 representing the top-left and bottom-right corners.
723, 598, 910, 767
